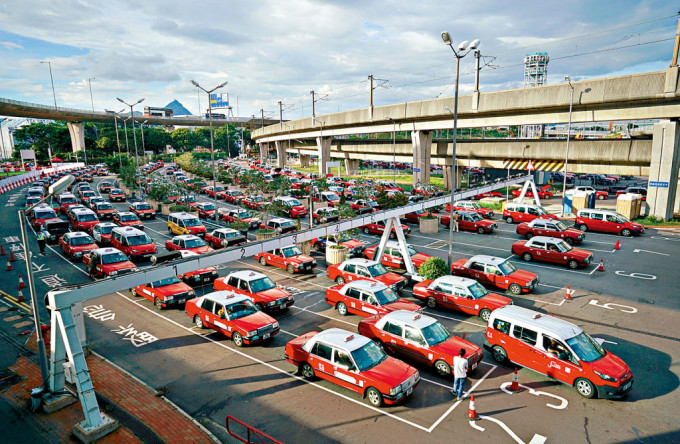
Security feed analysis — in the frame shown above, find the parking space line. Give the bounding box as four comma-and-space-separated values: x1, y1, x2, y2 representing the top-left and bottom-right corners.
422, 310, 487, 329
290, 306, 357, 328
508, 260, 592, 276
236, 260, 331, 290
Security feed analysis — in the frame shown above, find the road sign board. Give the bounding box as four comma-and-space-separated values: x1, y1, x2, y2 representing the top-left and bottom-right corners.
649, 181, 669, 188
413, 168, 421, 172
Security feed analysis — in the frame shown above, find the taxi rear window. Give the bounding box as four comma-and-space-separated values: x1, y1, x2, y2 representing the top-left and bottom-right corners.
512, 325, 537, 346
493, 319, 510, 334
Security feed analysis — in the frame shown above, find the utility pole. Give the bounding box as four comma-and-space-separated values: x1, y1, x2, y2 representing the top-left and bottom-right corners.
474, 51, 481, 92
310, 90, 315, 123
369, 74, 374, 107
261, 109, 265, 129
279, 101, 283, 129
671, 8, 680, 67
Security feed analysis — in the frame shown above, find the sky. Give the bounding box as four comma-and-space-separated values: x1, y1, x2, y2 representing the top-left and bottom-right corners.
0, 0, 677, 120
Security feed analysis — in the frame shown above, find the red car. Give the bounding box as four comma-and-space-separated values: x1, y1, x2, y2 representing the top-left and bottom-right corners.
327, 258, 407, 292
516, 219, 585, 245
358, 311, 483, 376
402, 211, 439, 224
325, 280, 421, 317
255, 245, 317, 274
56, 193, 78, 213
474, 191, 501, 199
223, 189, 246, 204
350, 199, 380, 214
165, 234, 214, 254
113, 211, 144, 230
451, 255, 539, 295
412, 275, 512, 321
80, 190, 97, 204
364, 242, 432, 270
129, 202, 156, 220
214, 270, 294, 312
361, 220, 411, 239
91, 222, 117, 244
108, 188, 126, 202
284, 328, 420, 407
187, 292, 279, 346
69, 207, 100, 232
511, 189, 554, 199
133, 275, 195, 309
310, 234, 366, 256
312, 207, 340, 224
273, 196, 308, 218
110, 226, 157, 261
440, 211, 497, 234
242, 195, 269, 210
59, 232, 98, 262
84, 248, 138, 279
511, 236, 593, 269
205, 186, 227, 199
205, 228, 247, 249
91, 201, 115, 220
413, 186, 443, 197
99, 183, 113, 193
29, 204, 58, 228
195, 202, 218, 219
446, 201, 495, 219
221, 208, 260, 229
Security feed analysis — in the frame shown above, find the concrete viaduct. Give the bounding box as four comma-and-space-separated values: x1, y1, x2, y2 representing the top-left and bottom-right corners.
252, 67, 680, 220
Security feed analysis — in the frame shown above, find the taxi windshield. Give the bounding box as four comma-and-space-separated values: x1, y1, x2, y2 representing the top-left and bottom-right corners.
202, 204, 216, 211
183, 218, 201, 227
121, 214, 139, 222
100, 225, 115, 234
35, 209, 56, 219
111, 189, 123, 194
136, 203, 152, 210
281, 246, 302, 257
469, 213, 482, 222
372, 288, 398, 305
214, 186, 224, 191
468, 282, 489, 299
280, 221, 295, 228
102, 252, 128, 264
366, 263, 388, 276
78, 213, 97, 222
469, 202, 480, 209
536, 207, 549, 216
249, 277, 276, 293
152, 276, 181, 287
185, 238, 207, 249
406, 246, 417, 256
226, 300, 258, 320
351, 341, 388, 372
238, 210, 253, 218
566, 332, 605, 363
60, 196, 77, 204
128, 234, 151, 246
287, 199, 302, 207
554, 221, 568, 231
556, 241, 572, 252
71, 235, 94, 246
498, 260, 517, 275
97, 204, 113, 210
421, 321, 452, 346
224, 231, 240, 238
325, 194, 339, 201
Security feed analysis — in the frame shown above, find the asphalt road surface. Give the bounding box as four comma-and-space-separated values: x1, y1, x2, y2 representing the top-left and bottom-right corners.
1, 170, 679, 443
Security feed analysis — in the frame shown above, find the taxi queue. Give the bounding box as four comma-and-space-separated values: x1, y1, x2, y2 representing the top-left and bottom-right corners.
24, 161, 635, 407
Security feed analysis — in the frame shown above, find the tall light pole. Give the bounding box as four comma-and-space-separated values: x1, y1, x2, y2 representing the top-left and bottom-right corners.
122, 115, 131, 156
441, 31, 481, 270
561, 76, 574, 216
117, 97, 144, 198
191, 79, 228, 223
140, 120, 148, 155
40, 61, 57, 109
385, 116, 396, 183
105, 109, 123, 170
88, 77, 96, 112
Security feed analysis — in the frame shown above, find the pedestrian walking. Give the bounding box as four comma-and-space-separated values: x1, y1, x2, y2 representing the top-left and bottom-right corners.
451, 348, 468, 400
452, 212, 460, 232
36, 228, 47, 255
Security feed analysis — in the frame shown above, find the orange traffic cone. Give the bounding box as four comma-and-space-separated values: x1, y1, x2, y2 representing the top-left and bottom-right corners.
614, 240, 620, 250
17, 287, 24, 302
467, 394, 478, 419
598, 259, 605, 272
6, 259, 12, 271
0, 244, 4, 256
9, 251, 15, 262
565, 285, 573, 300
509, 368, 521, 392
18, 273, 25, 289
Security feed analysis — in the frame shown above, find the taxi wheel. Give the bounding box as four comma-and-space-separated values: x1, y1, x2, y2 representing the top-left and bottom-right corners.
320, 217, 327, 224
525, 232, 534, 240
363, 228, 370, 235
477, 227, 485, 234
434, 360, 451, 376
479, 309, 492, 322
300, 362, 315, 380
260, 257, 268, 266
167, 227, 172, 234
578, 224, 588, 232
522, 253, 532, 262
575, 378, 596, 399
508, 283, 522, 295
154, 297, 163, 310
567, 259, 579, 269
194, 316, 204, 329
232, 332, 244, 347
366, 388, 383, 407
492, 346, 507, 364
132, 288, 140, 297
336, 302, 348, 316
314, 243, 323, 252
287, 264, 296, 274
597, 195, 605, 200
336, 276, 346, 285
564, 237, 573, 245
621, 228, 632, 237
505, 216, 513, 224
426, 297, 437, 309
389, 232, 396, 239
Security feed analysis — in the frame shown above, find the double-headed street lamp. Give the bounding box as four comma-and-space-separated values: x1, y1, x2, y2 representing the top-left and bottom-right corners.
441, 31, 480, 270
40, 61, 57, 109
191, 79, 228, 223
117, 97, 145, 198
104, 109, 123, 169
561, 76, 575, 216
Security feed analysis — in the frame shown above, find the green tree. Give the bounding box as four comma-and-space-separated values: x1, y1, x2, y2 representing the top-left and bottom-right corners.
171, 128, 202, 151
418, 257, 449, 280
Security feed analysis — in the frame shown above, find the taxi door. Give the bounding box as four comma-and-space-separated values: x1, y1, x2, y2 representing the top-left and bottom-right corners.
268, 248, 285, 268
536, 334, 579, 385
588, 213, 608, 232
331, 348, 364, 394
509, 325, 543, 373
467, 261, 489, 286
210, 303, 231, 335
403, 326, 430, 364
383, 248, 403, 269
343, 287, 363, 315
543, 242, 566, 265
448, 286, 477, 315
484, 264, 507, 289
530, 240, 548, 261
359, 292, 380, 316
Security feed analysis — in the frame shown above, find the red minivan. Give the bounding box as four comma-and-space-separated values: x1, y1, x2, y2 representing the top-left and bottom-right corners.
503, 202, 559, 224
575, 209, 644, 237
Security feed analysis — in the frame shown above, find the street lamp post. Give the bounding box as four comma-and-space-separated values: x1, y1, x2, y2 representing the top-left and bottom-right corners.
441, 31, 480, 270
105, 109, 123, 170
191, 79, 228, 223
19, 175, 75, 390
117, 97, 145, 199
88, 78, 96, 112
122, 116, 131, 156
385, 117, 396, 183
40, 61, 57, 109
561, 76, 574, 216
140, 120, 148, 154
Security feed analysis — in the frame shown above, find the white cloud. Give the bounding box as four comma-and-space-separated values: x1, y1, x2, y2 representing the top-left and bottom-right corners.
0, 41, 22, 50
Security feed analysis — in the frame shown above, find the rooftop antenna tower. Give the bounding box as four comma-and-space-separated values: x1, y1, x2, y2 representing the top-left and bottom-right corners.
521, 52, 549, 138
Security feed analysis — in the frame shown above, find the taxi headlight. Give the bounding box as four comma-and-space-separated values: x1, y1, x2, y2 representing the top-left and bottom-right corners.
389, 386, 402, 396
246, 330, 257, 338
312, 260, 317, 265
188, 290, 195, 296
594, 370, 617, 383
108, 270, 117, 276
272, 322, 279, 329
267, 301, 276, 307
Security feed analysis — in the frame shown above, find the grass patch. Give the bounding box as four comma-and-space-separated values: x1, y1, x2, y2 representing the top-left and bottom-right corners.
477, 201, 504, 211
634, 215, 680, 226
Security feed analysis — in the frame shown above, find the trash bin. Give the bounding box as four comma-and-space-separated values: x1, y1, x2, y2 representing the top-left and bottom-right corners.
587, 192, 596, 209
571, 191, 590, 215
563, 192, 573, 215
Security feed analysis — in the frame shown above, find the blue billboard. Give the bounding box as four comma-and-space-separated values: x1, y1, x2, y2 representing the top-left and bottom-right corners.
210, 93, 229, 108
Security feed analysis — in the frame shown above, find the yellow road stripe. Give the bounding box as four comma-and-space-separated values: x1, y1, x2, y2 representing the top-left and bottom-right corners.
0, 289, 31, 311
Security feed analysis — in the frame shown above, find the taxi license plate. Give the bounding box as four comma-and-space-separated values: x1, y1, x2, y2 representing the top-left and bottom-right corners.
263, 333, 270, 339
304, 265, 310, 270
202, 276, 211, 283
406, 387, 413, 396
622, 381, 631, 391
471, 362, 478, 370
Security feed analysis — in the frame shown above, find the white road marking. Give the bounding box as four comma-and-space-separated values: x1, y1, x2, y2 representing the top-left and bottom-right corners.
588, 299, 638, 314
422, 309, 487, 329
500, 382, 568, 409
633, 248, 669, 256
469, 415, 546, 444
508, 260, 592, 276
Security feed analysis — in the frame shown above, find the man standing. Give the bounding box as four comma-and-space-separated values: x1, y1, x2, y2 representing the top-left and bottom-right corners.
36, 228, 47, 255
452, 212, 460, 232
451, 348, 468, 401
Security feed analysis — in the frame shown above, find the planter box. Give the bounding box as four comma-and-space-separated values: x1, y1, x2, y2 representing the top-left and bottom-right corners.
160, 204, 172, 216
419, 217, 439, 234
146, 198, 160, 212
255, 230, 276, 242
326, 246, 348, 265
297, 241, 311, 255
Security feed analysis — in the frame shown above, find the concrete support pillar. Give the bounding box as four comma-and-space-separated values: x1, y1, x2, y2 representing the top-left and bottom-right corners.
345, 159, 359, 175
258, 143, 268, 161
275, 141, 286, 168
648, 120, 680, 220
316, 136, 331, 176
411, 130, 432, 187
67, 121, 85, 154
300, 154, 310, 168
443, 165, 463, 190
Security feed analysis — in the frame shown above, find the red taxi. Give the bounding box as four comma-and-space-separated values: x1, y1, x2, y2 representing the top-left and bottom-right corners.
517, 219, 585, 244
108, 188, 126, 202
99, 182, 114, 193
350, 199, 380, 214
255, 245, 317, 274
511, 236, 593, 269
110, 227, 157, 261
214, 270, 294, 312
364, 241, 432, 270
402, 211, 438, 224
223, 189, 246, 204
29, 204, 58, 228
221, 208, 260, 229
440, 211, 497, 234
312, 207, 340, 224
91, 222, 117, 245
113, 211, 144, 230
325, 280, 420, 317
446, 200, 495, 218
310, 234, 366, 257
273, 196, 307, 218
133, 275, 195, 309
361, 220, 411, 239
474, 191, 501, 199
285, 328, 420, 407
503, 203, 559, 224
195, 202, 217, 219
204, 186, 227, 199
375, 181, 403, 192
575, 209, 644, 237
69, 207, 100, 232
326, 258, 407, 293
165, 234, 213, 254
413, 185, 443, 197
92, 202, 115, 220
187, 291, 280, 346
358, 311, 483, 377
451, 255, 538, 295
79, 190, 97, 204
56, 192, 78, 213
511, 188, 554, 199
413, 275, 511, 321
84, 248, 138, 279
59, 232, 98, 261
205, 228, 247, 249
129, 202, 156, 220
161, 250, 219, 285
242, 195, 269, 210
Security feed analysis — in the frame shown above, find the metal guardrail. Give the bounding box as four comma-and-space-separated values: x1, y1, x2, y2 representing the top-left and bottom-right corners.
47, 174, 532, 309
226, 416, 283, 444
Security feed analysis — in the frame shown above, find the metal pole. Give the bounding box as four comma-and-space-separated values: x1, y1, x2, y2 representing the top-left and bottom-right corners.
41, 61, 57, 109
129, 105, 141, 199
392, 120, 396, 183
207, 94, 219, 223
113, 115, 122, 169
561, 83, 574, 216
311, 91, 316, 123
474, 50, 480, 93
123, 118, 130, 156
447, 54, 461, 270
88, 78, 95, 112
671, 8, 680, 67
18, 210, 49, 388
279, 101, 283, 130
140, 121, 146, 154
369, 75, 374, 108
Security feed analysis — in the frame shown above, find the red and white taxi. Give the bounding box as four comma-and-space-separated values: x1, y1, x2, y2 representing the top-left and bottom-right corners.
451, 255, 538, 295
59, 232, 98, 261
221, 208, 261, 229
361, 220, 411, 239
110, 227, 157, 261
205, 228, 247, 249
447, 200, 495, 218
516, 219, 585, 244
358, 311, 483, 376
325, 280, 421, 317
133, 275, 195, 309
255, 245, 317, 274
108, 188, 126, 202
214, 270, 294, 312
129, 202, 156, 220
350, 199, 380, 214
84, 248, 138, 279
412, 275, 512, 321
93, 202, 116, 220
310, 234, 366, 257
242, 195, 269, 210
223, 189, 246, 204
29, 204, 59, 228
113, 211, 144, 230
187, 291, 280, 346
327, 258, 408, 293
284, 328, 420, 406
440, 211, 497, 234
91, 222, 117, 244
364, 241, 432, 270
511, 236, 593, 269
165, 234, 214, 254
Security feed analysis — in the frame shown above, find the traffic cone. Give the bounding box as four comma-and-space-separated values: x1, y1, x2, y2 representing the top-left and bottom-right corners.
17, 287, 24, 302
1, 244, 5, 256
565, 285, 572, 300
6, 259, 12, 271
509, 368, 521, 392
598, 259, 605, 272
9, 251, 15, 262
614, 240, 620, 250
467, 394, 478, 420
18, 273, 25, 289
